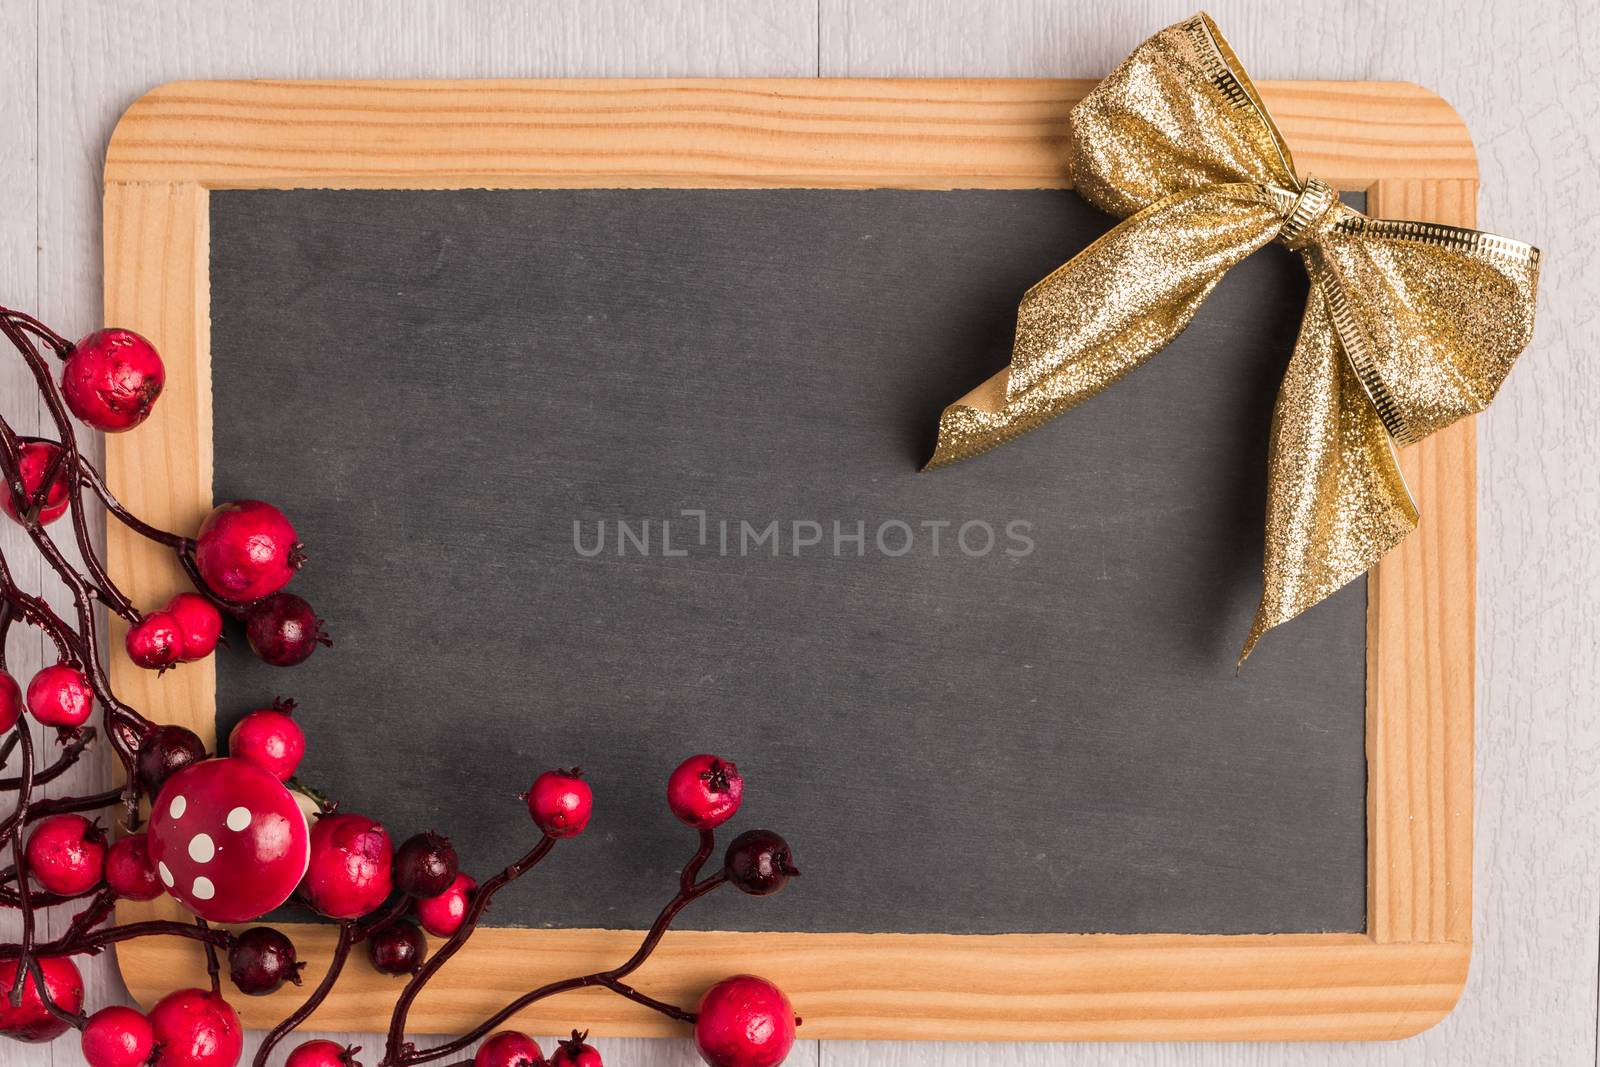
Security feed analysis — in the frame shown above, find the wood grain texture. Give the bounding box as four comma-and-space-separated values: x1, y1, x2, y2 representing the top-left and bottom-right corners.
7, 0, 1594, 1064
101, 78, 1475, 191
1363, 180, 1479, 952
101, 75, 1472, 1044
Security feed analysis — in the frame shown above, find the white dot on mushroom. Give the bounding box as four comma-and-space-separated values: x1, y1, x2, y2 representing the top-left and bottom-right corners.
168, 795, 187, 819
192, 876, 215, 900
226, 806, 252, 832
188, 833, 216, 863
157, 862, 173, 887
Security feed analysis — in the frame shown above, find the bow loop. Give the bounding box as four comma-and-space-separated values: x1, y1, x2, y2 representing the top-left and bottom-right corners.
927, 12, 1541, 658
1069, 13, 1298, 219
1304, 218, 1540, 443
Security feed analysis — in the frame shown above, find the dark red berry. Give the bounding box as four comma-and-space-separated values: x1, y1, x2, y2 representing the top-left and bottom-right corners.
286, 1040, 363, 1067
244, 593, 330, 667
694, 975, 796, 1067
25, 662, 93, 727
61, 328, 165, 432
194, 499, 301, 602
167, 592, 224, 661
367, 919, 426, 976
227, 701, 306, 781
147, 988, 242, 1067
105, 831, 163, 900
724, 830, 798, 897
0, 438, 69, 525
549, 1031, 601, 1067
0, 956, 84, 1042
135, 724, 208, 797
525, 768, 592, 838
667, 754, 744, 829
228, 926, 302, 995
82, 1006, 156, 1067
303, 813, 393, 919
25, 813, 106, 895
475, 1031, 545, 1067
0, 669, 22, 731
414, 873, 474, 938
394, 832, 459, 898
126, 610, 183, 670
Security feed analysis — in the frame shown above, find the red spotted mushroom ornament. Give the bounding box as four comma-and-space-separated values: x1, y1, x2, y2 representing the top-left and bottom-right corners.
147, 757, 311, 923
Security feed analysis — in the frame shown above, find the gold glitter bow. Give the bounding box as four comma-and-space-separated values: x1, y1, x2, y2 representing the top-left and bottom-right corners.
925, 12, 1540, 660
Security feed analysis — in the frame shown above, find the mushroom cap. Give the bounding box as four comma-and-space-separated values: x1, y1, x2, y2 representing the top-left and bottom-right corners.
148, 757, 311, 923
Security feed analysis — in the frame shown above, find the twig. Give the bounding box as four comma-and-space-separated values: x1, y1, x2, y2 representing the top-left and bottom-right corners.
252, 922, 356, 1067
389, 835, 722, 1066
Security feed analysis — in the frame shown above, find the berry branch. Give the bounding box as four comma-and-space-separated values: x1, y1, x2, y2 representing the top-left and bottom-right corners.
0, 305, 803, 1067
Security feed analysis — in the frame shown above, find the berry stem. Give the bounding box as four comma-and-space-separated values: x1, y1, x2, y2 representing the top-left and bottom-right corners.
0, 727, 95, 790
27, 956, 86, 1031
352, 893, 415, 944
62, 890, 118, 943
197, 916, 223, 996
0, 919, 235, 960
251, 921, 356, 1067
0, 308, 72, 356
5, 727, 35, 1008
383, 836, 558, 1062
74, 458, 193, 554
388, 832, 721, 1066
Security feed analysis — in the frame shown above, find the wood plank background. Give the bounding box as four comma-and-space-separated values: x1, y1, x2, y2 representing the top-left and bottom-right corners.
1, 0, 1594, 1064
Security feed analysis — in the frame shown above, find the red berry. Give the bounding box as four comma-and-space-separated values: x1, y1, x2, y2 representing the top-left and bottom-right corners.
303, 813, 393, 919
549, 1031, 601, 1067
227, 701, 306, 781
0, 956, 84, 1042
367, 919, 427, 976
694, 976, 796, 1067
167, 592, 224, 661
61, 328, 165, 432
25, 813, 106, 895
148, 757, 312, 923
526, 768, 592, 838
148, 988, 242, 1067
82, 1006, 156, 1067
667, 755, 744, 829
414, 872, 475, 937
394, 832, 459, 898
105, 831, 163, 900
25, 662, 93, 727
723, 831, 798, 897
475, 1031, 545, 1067
126, 610, 183, 670
286, 1040, 362, 1067
135, 724, 208, 796
194, 499, 302, 602
0, 669, 22, 731
0, 438, 69, 525
244, 593, 329, 667
227, 927, 302, 995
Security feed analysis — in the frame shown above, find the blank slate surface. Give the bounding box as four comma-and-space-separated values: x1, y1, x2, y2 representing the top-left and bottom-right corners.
210, 188, 1367, 936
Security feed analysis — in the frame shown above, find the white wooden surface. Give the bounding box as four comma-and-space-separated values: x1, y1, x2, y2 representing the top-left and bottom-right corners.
1, 0, 1595, 1064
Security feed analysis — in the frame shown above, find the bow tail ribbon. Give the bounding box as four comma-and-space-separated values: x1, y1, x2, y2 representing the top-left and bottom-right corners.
925, 13, 1539, 658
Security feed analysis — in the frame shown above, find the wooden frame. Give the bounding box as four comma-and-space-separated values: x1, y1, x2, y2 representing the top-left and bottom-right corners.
102, 79, 1476, 1042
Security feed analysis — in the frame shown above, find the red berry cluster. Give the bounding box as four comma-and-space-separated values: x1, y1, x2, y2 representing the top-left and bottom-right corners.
0, 303, 804, 1067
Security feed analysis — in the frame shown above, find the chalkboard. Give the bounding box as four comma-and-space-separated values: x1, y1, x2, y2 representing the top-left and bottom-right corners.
108, 77, 1484, 1041
208, 186, 1368, 937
